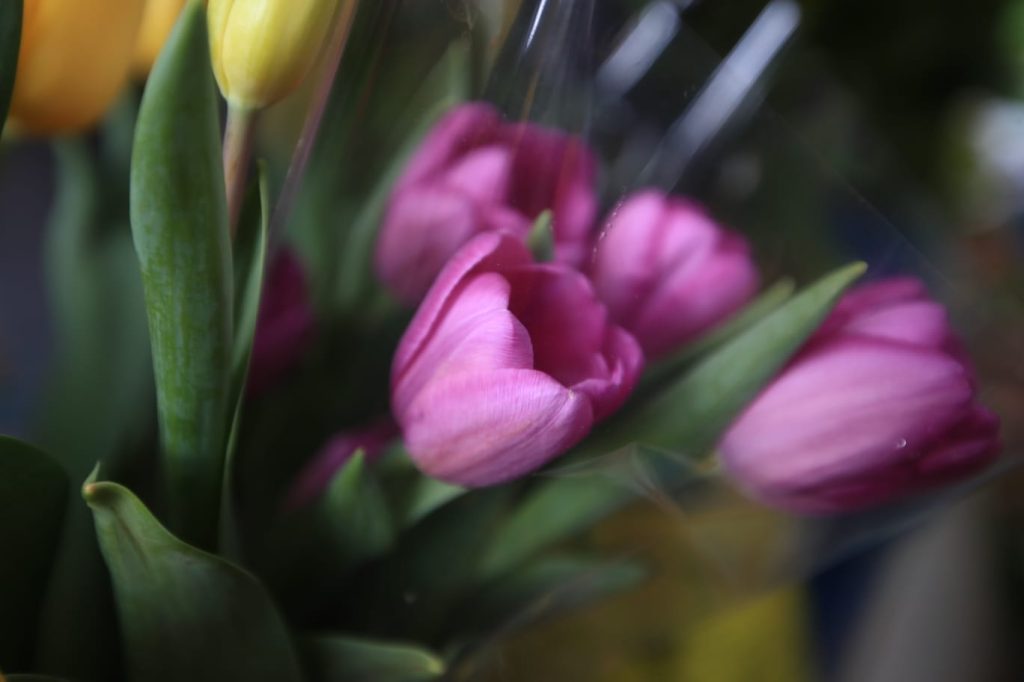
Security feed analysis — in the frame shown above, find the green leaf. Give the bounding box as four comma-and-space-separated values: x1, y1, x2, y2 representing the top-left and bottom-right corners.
300, 635, 445, 682
262, 453, 394, 615
231, 164, 271, 387
455, 556, 647, 636
130, 0, 232, 549
526, 210, 554, 261
0, 0, 20, 133
84, 479, 304, 682
612, 262, 867, 454
220, 164, 270, 557
478, 475, 627, 582
402, 477, 465, 528
477, 444, 711, 581
0, 437, 67, 672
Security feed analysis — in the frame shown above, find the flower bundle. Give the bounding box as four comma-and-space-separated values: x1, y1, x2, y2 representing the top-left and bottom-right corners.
0, 1, 1003, 680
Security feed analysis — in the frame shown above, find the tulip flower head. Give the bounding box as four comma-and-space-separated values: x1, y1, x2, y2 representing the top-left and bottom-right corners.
12, 0, 145, 134
720, 278, 1001, 513
207, 0, 342, 110
133, 0, 187, 76
376, 103, 598, 304
391, 233, 643, 487
590, 191, 759, 358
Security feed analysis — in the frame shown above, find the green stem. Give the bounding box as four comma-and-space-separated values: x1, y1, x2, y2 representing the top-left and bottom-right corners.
223, 105, 256, 237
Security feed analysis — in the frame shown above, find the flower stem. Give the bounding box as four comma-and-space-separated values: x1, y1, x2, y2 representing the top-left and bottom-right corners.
223, 105, 257, 237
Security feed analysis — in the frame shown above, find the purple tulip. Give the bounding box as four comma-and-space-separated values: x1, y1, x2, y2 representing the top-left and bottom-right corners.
249, 249, 315, 395
589, 191, 759, 359
391, 232, 643, 486
376, 102, 598, 304
720, 278, 1001, 513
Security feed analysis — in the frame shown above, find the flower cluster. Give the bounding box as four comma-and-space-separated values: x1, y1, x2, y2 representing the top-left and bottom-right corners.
377, 103, 758, 485
372, 102, 1001, 511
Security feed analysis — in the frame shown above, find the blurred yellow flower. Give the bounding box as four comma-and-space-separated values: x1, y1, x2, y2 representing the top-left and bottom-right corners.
133, 0, 188, 77
207, 0, 342, 110
11, 0, 145, 135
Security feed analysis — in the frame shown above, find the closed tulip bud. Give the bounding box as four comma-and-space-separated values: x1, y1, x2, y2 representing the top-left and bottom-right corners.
589, 191, 759, 359
133, 0, 187, 76
720, 278, 1001, 513
392, 232, 643, 486
376, 102, 598, 304
207, 0, 342, 110
248, 249, 315, 395
11, 0, 145, 134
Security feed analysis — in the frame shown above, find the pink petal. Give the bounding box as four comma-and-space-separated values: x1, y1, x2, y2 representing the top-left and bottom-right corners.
443, 144, 515, 204
375, 186, 481, 303
632, 235, 758, 357
392, 233, 532, 386
841, 300, 951, 349
395, 103, 503, 192
393, 272, 534, 416
402, 368, 594, 486
504, 265, 609, 387
720, 338, 974, 497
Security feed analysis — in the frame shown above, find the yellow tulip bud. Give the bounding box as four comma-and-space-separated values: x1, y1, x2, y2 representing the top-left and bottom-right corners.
208, 0, 343, 111
11, 0, 145, 135
133, 0, 188, 77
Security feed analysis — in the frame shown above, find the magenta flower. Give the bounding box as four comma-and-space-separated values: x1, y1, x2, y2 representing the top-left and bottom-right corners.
391, 232, 643, 486
719, 278, 1001, 513
249, 249, 315, 395
375, 102, 598, 304
589, 191, 759, 359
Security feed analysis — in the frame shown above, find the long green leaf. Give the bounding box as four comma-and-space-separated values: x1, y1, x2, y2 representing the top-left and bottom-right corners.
84, 479, 304, 682
220, 164, 270, 557
613, 262, 867, 454
0, 437, 67, 672
0, 0, 20, 132
130, 0, 232, 549
300, 635, 445, 682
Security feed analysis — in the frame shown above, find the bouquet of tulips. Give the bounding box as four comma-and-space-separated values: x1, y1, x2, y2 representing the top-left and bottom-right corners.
0, 0, 1005, 680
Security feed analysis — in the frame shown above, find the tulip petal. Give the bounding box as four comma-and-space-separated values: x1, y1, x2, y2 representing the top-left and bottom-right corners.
840, 300, 950, 349
572, 325, 645, 420
720, 338, 974, 499
392, 233, 532, 382
402, 368, 594, 486
443, 145, 514, 205
396, 103, 503, 191
393, 272, 534, 415
376, 187, 485, 303
633, 235, 758, 357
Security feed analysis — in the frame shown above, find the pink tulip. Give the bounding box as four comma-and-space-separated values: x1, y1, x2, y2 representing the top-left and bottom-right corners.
375, 102, 598, 304
249, 249, 315, 394
720, 278, 1001, 513
589, 191, 759, 359
391, 232, 643, 486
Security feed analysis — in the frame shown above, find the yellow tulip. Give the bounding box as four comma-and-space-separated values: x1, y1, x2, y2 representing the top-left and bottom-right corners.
208, 0, 343, 110
133, 0, 188, 77
11, 0, 145, 135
